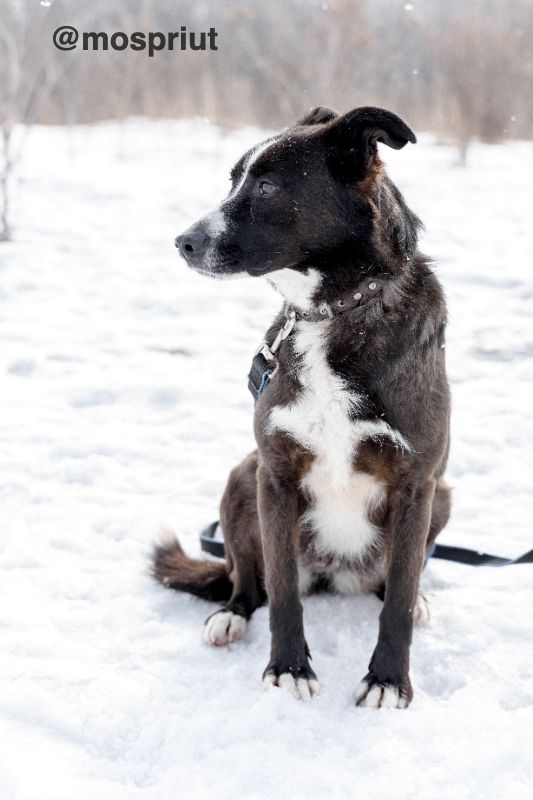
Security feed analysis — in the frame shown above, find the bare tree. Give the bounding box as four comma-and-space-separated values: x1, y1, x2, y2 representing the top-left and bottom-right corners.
424, 0, 532, 163
0, 0, 60, 240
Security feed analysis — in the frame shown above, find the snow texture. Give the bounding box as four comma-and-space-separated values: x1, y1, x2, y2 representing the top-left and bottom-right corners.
1, 120, 532, 799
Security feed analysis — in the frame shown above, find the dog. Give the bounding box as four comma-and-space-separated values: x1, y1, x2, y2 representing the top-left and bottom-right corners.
154, 105, 451, 708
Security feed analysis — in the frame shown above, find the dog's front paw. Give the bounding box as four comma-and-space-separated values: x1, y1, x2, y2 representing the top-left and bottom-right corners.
262, 663, 319, 701
355, 672, 412, 709
202, 610, 246, 646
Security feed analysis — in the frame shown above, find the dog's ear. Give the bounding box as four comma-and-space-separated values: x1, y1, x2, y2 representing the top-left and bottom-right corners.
296, 106, 338, 126
325, 106, 416, 180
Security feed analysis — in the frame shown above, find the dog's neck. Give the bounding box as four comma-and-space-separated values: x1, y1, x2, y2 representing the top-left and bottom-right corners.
267, 268, 322, 312
268, 266, 393, 320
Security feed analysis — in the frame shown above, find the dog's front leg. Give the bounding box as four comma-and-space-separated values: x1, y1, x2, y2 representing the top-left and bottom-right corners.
257, 464, 319, 700
356, 478, 436, 709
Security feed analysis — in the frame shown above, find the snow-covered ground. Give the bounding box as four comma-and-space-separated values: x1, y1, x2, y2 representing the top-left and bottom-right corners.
1, 120, 532, 799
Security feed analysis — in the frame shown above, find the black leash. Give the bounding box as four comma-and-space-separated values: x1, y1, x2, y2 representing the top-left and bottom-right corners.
200, 521, 533, 567
200, 521, 226, 559
428, 542, 533, 567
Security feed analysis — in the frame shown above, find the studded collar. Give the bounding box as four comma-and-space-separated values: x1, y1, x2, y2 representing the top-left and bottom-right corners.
288, 276, 384, 322
248, 277, 386, 401
255, 276, 386, 370
248, 276, 384, 401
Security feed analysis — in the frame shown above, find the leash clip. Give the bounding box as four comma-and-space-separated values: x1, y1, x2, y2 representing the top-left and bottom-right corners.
270, 310, 296, 355
248, 311, 296, 402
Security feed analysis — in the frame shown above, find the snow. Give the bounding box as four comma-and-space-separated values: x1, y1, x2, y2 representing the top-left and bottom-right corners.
1, 119, 532, 798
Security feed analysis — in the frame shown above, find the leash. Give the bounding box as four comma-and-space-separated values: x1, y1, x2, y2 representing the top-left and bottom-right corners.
200, 521, 533, 566
427, 541, 533, 566
199, 520, 226, 559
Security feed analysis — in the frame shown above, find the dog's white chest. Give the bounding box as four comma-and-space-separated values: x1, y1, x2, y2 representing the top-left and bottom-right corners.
268, 320, 404, 561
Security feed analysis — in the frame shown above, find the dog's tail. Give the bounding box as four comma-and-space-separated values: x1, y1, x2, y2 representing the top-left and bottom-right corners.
152, 532, 232, 602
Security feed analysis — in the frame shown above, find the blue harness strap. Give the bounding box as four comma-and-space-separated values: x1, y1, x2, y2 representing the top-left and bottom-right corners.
248, 352, 273, 401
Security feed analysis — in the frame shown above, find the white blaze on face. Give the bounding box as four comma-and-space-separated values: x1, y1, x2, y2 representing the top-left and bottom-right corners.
204, 209, 227, 237
195, 134, 281, 274
227, 135, 280, 201
202, 134, 281, 236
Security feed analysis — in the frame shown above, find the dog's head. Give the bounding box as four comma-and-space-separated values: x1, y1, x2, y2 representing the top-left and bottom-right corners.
175, 106, 418, 287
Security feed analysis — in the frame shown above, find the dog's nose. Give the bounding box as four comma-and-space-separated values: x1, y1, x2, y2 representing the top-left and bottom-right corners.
175, 227, 209, 260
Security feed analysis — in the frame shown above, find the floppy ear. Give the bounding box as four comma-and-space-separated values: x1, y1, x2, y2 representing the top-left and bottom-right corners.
325, 106, 416, 180
296, 106, 338, 126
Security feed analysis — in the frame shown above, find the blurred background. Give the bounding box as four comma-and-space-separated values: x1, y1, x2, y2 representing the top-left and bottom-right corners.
1, 0, 533, 240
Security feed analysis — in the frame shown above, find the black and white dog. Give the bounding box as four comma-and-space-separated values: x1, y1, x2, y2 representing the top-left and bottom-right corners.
154, 106, 451, 709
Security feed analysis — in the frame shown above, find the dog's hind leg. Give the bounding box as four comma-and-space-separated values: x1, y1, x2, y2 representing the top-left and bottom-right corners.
202, 451, 266, 646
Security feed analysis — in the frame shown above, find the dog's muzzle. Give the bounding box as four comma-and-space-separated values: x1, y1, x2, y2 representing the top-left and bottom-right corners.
175, 225, 210, 265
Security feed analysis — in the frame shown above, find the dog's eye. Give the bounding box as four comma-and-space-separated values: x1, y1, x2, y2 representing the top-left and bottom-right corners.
257, 180, 278, 197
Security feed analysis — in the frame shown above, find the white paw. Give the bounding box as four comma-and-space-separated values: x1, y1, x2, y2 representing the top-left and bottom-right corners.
413, 592, 431, 625
202, 610, 246, 646
262, 672, 319, 701
355, 679, 409, 709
